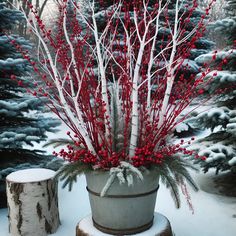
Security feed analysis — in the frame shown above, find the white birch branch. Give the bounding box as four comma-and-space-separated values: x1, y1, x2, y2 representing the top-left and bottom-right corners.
158, 0, 181, 128
146, 1, 163, 113
129, 6, 155, 157
90, 0, 111, 139
19, 5, 96, 155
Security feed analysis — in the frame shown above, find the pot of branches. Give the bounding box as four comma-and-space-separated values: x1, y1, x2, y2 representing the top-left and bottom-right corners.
15, 0, 216, 234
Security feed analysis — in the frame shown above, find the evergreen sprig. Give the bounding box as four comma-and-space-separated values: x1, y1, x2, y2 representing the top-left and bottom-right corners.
43, 139, 76, 148
56, 156, 198, 208
55, 161, 91, 191
152, 156, 199, 208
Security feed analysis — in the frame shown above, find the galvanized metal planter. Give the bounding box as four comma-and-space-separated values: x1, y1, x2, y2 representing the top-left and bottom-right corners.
85, 170, 159, 235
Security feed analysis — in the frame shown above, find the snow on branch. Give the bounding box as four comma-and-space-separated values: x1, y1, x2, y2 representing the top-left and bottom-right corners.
14, 0, 217, 169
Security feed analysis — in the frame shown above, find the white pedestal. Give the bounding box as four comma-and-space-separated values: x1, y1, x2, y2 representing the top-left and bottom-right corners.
76, 212, 173, 236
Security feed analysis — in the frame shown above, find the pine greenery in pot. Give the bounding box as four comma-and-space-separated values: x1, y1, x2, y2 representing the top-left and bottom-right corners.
14, 0, 217, 234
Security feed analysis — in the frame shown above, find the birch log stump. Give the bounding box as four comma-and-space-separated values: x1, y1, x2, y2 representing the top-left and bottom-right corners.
6, 168, 60, 236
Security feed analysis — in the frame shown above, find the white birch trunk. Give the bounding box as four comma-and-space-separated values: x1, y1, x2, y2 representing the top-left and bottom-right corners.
6, 168, 60, 236
158, 0, 180, 128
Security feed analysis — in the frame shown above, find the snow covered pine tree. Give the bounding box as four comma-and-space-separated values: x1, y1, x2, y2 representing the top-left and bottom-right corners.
94, 0, 215, 85
187, 0, 236, 174
172, 1, 216, 137
91, 0, 215, 142
0, 1, 61, 208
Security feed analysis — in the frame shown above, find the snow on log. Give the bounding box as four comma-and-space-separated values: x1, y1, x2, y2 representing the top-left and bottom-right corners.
6, 168, 60, 236
76, 213, 173, 236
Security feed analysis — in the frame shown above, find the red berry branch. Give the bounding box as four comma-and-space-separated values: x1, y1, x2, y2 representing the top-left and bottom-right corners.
14, 0, 217, 170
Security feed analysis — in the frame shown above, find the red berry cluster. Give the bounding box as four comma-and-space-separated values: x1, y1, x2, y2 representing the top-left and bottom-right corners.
53, 135, 207, 170
54, 146, 98, 165
132, 144, 164, 167
17, 0, 213, 171
54, 145, 124, 169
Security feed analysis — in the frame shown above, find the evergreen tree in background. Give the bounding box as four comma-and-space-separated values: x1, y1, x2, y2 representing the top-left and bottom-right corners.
0, 1, 62, 208
187, 0, 236, 174
87, 0, 214, 84
173, 0, 215, 137
84, 1, 214, 140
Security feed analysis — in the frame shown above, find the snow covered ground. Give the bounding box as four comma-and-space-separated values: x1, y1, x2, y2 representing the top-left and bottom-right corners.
0, 171, 236, 236
1, 119, 235, 235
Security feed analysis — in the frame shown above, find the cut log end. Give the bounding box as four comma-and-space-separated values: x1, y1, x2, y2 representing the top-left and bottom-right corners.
6, 168, 60, 236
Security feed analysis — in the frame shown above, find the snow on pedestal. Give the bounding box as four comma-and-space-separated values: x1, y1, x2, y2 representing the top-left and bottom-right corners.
76, 213, 172, 236
6, 168, 60, 236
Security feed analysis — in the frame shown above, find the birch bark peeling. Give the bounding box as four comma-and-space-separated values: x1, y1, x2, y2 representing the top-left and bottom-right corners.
6, 168, 60, 236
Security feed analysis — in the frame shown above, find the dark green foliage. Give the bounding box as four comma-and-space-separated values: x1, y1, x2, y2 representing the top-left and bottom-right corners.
0, 148, 63, 208
43, 138, 76, 149
0, 1, 60, 148
0, 2, 25, 31
153, 156, 198, 208
187, 0, 236, 173
55, 155, 198, 209
191, 133, 236, 174
55, 162, 91, 191
0, 1, 61, 208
